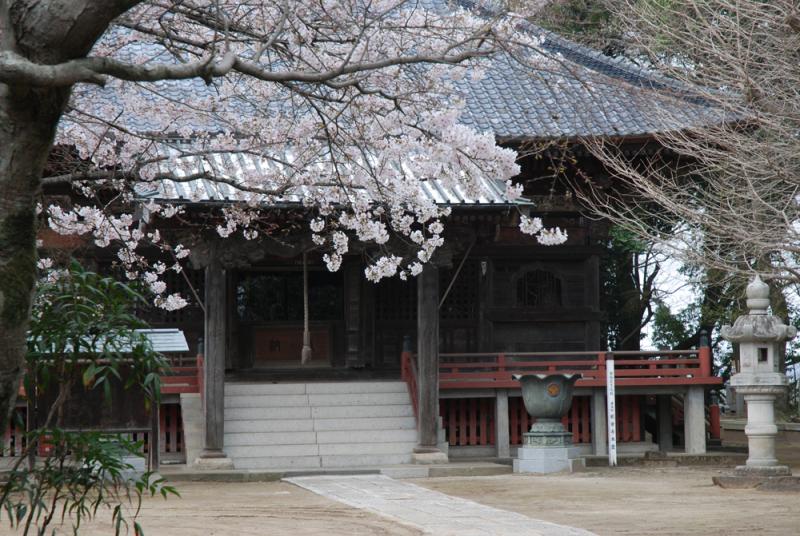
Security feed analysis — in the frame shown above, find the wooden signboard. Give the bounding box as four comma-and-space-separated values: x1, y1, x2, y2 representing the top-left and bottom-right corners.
252, 326, 331, 366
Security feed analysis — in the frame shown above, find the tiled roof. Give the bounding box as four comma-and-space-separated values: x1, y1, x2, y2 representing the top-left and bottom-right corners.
457, 24, 723, 140
136, 151, 528, 207
80, 5, 722, 142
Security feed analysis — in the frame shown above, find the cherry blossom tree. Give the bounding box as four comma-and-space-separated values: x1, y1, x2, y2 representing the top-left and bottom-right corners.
0, 1, 564, 431
577, 1, 800, 286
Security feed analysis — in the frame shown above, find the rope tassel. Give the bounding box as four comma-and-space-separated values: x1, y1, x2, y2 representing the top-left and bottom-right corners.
301, 251, 312, 365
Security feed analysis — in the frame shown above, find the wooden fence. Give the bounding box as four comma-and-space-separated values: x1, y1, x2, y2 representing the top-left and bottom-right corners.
0, 403, 185, 462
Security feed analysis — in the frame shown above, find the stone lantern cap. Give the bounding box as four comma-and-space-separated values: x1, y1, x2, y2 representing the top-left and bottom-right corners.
721, 276, 797, 343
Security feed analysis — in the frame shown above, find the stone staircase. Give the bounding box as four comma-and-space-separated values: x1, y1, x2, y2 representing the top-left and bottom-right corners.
222, 381, 436, 470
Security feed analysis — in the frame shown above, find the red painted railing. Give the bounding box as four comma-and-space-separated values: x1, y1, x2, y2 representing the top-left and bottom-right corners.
1, 409, 26, 457
440, 398, 495, 447
1, 403, 185, 460
159, 353, 204, 396
160, 365, 200, 395
709, 403, 721, 440
437, 349, 721, 390
438, 394, 647, 447
508, 395, 596, 445
401, 347, 418, 418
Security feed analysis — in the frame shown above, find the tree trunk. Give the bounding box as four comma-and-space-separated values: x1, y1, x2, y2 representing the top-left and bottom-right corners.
0, 0, 139, 432
615, 252, 642, 351
0, 83, 68, 432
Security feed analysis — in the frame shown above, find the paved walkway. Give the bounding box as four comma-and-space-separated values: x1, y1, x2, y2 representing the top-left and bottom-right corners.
285, 474, 596, 536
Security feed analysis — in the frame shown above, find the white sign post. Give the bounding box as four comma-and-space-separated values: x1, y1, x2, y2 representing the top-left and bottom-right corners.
606, 358, 618, 466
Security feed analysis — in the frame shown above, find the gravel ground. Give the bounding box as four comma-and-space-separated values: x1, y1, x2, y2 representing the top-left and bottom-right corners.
15, 465, 800, 535
59, 481, 421, 536
415, 466, 800, 536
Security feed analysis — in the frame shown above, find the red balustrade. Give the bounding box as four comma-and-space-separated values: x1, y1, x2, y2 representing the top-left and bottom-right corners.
436, 349, 721, 390
709, 403, 721, 440
507, 396, 595, 445
401, 348, 419, 418
440, 397, 495, 447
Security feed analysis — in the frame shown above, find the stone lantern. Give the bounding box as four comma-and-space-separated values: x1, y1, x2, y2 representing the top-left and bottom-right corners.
720, 276, 796, 476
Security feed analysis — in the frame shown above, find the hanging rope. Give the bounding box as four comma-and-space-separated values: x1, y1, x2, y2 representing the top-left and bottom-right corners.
301, 251, 313, 365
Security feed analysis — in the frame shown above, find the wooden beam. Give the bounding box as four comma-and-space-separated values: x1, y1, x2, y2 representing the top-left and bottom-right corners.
417, 264, 440, 448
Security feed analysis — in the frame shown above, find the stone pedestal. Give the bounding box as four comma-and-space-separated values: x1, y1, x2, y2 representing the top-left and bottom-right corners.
513, 446, 585, 474
411, 446, 448, 465
513, 419, 584, 474
734, 385, 790, 474
194, 449, 234, 470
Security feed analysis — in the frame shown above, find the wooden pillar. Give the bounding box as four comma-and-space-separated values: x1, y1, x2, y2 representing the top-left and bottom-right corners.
657, 395, 674, 452
495, 389, 510, 458
416, 264, 443, 453
149, 399, 160, 471
591, 388, 608, 456
196, 261, 233, 468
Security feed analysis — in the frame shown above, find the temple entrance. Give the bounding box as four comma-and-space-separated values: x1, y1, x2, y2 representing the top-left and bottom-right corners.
234, 268, 343, 368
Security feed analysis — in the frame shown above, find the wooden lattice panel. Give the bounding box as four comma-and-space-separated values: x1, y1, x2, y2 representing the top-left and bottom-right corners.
439, 261, 478, 320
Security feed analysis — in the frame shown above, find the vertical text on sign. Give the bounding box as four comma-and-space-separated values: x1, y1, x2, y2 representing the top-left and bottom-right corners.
606, 359, 617, 466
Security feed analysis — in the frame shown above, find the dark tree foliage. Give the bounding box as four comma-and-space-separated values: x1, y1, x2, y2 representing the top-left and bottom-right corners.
1, 262, 177, 535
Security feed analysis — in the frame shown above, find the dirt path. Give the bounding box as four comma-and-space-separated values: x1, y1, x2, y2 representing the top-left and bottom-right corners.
415, 466, 800, 536
16, 466, 800, 535
72, 481, 420, 536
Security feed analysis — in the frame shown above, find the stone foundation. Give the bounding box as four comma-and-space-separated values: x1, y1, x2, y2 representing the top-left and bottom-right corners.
513, 445, 585, 473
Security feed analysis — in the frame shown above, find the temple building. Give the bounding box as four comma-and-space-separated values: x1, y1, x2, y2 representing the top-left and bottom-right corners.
21, 25, 723, 470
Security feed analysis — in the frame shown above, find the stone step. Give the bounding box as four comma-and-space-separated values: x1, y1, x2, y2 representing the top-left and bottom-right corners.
224, 431, 317, 447
213, 381, 424, 471
225, 394, 310, 408
225, 383, 307, 396
318, 441, 418, 456
305, 382, 407, 394
226, 419, 315, 433
311, 404, 414, 419
225, 416, 417, 433
320, 453, 412, 468
225, 392, 410, 409
233, 455, 323, 470
224, 381, 408, 396
316, 429, 418, 444
225, 444, 320, 458
312, 416, 417, 432
306, 392, 410, 407
225, 406, 311, 421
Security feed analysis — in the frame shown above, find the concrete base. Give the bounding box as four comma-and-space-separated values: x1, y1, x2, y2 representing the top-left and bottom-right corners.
513, 446, 584, 474
584, 450, 746, 467
734, 464, 792, 477
411, 447, 449, 465
713, 474, 800, 491
193, 454, 235, 470
180, 393, 203, 466
159, 462, 511, 482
